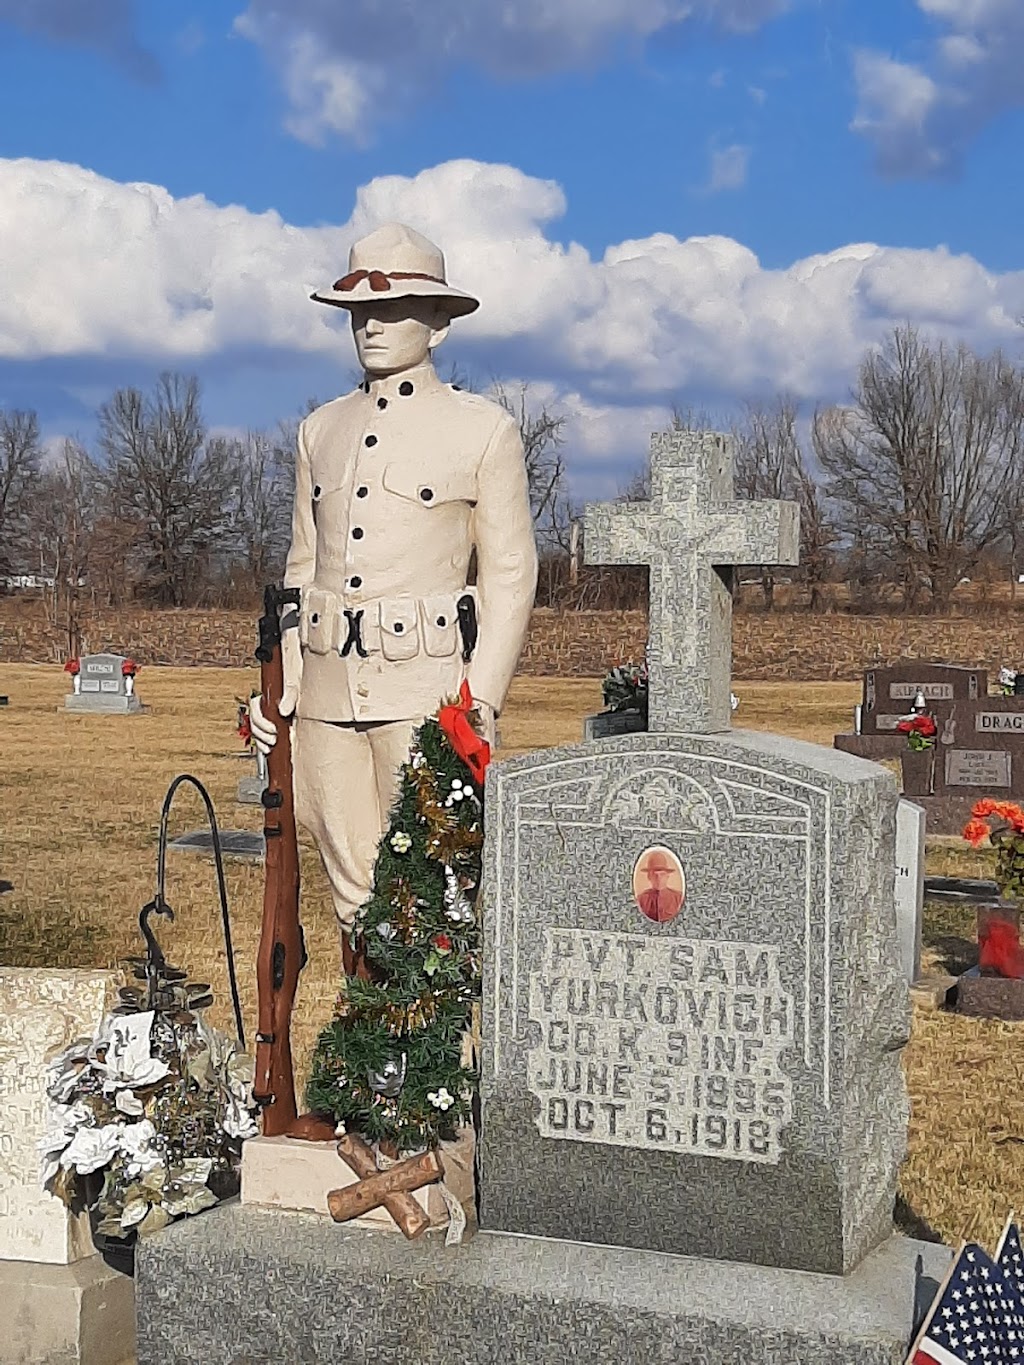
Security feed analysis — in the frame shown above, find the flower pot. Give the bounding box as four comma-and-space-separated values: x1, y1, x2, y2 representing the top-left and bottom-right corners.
900, 747, 935, 797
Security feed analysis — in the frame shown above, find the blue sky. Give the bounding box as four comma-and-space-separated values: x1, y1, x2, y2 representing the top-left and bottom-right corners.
2, 0, 1023, 494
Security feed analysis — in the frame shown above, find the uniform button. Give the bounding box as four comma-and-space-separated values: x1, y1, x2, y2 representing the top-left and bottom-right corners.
352, 527, 364, 540
311, 612, 319, 624
350, 576, 362, 588
420, 487, 433, 502
313, 484, 322, 498
399, 381, 414, 396
436, 615, 446, 627
394, 622, 404, 634
377, 397, 388, 410
365, 435, 378, 447
356, 485, 368, 498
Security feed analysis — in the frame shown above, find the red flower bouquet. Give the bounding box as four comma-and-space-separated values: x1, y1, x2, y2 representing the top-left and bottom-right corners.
63, 658, 80, 676
121, 659, 139, 677
236, 697, 254, 749
896, 714, 937, 751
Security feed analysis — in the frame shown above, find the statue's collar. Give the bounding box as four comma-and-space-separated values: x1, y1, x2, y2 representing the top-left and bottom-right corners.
358, 361, 442, 401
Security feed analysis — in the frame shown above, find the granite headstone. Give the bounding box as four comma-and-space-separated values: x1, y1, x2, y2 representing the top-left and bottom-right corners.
64, 653, 142, 714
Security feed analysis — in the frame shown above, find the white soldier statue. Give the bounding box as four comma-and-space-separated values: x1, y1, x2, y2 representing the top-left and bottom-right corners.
251, 222, 539, 941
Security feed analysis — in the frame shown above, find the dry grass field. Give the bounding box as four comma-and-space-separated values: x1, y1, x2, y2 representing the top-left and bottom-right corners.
1, 664, 1020, 1253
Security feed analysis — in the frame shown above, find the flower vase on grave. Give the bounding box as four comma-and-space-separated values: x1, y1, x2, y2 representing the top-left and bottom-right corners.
73, 675, 81, 695
256, 748, 268, 784
125, 675, 134, 697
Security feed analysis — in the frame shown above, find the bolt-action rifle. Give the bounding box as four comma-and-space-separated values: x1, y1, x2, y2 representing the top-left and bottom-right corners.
253, 584, 304, 1135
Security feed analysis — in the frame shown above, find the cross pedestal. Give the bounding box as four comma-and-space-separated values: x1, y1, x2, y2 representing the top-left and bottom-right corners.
584, 430, 799, 734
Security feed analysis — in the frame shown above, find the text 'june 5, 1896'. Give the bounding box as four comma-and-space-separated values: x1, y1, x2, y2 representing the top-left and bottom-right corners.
526, 929, 795, 1164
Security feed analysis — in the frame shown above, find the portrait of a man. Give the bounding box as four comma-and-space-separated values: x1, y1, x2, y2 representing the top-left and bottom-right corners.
632, 846, 685, 924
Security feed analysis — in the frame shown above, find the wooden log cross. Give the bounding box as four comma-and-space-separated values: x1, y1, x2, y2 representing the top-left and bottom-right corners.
327, 1133, 443, 1240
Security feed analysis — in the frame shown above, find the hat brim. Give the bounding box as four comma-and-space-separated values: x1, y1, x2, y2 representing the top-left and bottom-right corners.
311, 278, 479, 317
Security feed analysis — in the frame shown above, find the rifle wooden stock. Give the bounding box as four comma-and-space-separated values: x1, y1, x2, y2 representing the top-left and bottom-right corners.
253, 587, 303, 1136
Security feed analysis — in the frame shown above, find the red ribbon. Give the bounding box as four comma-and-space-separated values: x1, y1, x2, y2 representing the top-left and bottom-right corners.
438, 680, 491, 787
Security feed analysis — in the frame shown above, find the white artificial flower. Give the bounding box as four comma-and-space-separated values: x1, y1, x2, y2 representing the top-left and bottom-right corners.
61, 1123, 121, 1175
120, 1198, 150, 1230
390, 831, 412, 854
427, 1088, 455, 1112
94, 1013, 169, 1094
119, 1119, 162, 1178
451, 779, 463, 791
38, 1101, 93, 1184
114, 1088, 145, 1117
222, 1096, 259, 1141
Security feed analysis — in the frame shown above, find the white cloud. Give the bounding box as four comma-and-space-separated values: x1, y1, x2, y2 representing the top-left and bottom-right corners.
0, 0, 157, 79
851, 0, 1024, 176
236, 0, 791, 142
4, 154, 1024, 486
705, 143, 751, 192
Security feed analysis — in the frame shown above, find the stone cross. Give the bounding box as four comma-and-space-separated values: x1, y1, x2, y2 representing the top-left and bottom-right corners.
584, 430, 799, 734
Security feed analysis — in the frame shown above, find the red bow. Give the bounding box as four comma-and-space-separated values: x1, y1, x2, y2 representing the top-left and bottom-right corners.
333, 269, 392, 292
438, 681, 491, 787
331, 269, 447, 293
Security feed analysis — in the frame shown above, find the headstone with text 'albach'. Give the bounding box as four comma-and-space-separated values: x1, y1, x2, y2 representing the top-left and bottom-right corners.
479, 430, 911, 1281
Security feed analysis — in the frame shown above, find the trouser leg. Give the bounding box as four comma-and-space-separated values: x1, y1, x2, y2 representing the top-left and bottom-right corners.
292, 716, 417, 934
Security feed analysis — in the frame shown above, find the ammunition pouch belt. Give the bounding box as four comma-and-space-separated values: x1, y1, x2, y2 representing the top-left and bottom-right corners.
298, 588, 479, 664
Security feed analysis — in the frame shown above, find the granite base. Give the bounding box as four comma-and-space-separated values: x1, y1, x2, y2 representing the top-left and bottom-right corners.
64, 695, 144, 715
236, 775, 265, 804
956, 966, 1024, 1019
0, 1253, 136, 1365
136, 1203, 950, 1365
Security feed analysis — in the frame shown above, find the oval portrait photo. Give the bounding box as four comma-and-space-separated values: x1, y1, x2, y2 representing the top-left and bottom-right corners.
632, 845, 685, 924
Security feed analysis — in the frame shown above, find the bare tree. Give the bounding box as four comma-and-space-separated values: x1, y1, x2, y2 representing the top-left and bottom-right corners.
98, 374, 236, 606
31, 440, 98, 657
229, 428, 294, 596
733, 398, 802, 609
0, 409, 42, 576
817, 326, 1024, 612
491, 381, 576, 605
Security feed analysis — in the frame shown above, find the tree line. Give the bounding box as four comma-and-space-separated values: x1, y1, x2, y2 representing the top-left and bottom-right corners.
3, 326, 1024, 643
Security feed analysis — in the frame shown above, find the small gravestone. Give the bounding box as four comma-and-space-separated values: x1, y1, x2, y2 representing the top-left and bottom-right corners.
169, 829, 265, 862
64, 653, 143, 714
237, 750, 268, 805
895, 799, 926, 983
0, 969, 135, 1365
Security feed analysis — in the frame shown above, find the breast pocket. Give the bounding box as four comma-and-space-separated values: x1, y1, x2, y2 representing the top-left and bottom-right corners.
382, 464, 477, 509
378, 597, 420, 662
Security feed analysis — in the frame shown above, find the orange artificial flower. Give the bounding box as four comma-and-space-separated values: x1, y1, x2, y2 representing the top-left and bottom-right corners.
963, 818, 990, 846
973, 798, 998, 818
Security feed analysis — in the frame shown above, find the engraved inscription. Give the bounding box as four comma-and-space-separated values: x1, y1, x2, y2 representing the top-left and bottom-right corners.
81, 680, 100, 692
875, 715, 906, 731
527, 929, 794, 1164
84, 661, 115, 675
889, 682, 954, 700
976, 713, 1024, 732
945, 750, 1012, 788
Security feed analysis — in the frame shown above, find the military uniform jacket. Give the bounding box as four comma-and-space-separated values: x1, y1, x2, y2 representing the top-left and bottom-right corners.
285, 361, 539, 724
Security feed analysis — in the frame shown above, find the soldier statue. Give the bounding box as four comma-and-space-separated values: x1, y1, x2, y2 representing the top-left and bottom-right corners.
251, 222, 538, 939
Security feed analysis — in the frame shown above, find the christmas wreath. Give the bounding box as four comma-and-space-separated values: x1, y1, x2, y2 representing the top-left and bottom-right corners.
306, 684, 486, 1152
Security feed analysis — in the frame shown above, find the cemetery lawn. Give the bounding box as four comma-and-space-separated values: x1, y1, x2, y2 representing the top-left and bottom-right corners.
1, 664, 1018, 1252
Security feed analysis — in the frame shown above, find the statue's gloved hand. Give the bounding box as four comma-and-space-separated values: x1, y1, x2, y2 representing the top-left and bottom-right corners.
249, 630, 301, 755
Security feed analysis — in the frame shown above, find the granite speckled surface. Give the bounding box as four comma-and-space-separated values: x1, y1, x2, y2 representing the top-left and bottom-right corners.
479, 730, 908, 1275
135, 1203, 949, 1365
583, 430, 799, 735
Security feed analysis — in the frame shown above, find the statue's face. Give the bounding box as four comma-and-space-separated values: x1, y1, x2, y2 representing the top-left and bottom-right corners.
350, 298, 450, 376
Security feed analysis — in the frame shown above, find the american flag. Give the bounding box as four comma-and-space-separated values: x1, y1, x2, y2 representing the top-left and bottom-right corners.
911, 1241, 1024, 1364
997, 1220, 1024, 1304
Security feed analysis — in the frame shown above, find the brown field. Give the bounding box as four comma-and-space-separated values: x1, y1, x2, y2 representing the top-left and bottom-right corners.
1, 664, 1020, 1253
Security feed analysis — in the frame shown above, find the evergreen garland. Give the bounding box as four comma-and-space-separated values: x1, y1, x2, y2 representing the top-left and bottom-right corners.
306, 714, 483, 1151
